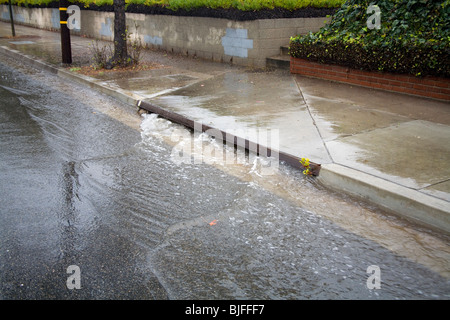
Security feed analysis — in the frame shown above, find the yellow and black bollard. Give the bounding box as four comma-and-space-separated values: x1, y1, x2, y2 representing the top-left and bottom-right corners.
59, 0, 72, 64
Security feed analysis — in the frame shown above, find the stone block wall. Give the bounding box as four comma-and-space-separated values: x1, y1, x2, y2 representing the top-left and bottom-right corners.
0, 5, 329, 67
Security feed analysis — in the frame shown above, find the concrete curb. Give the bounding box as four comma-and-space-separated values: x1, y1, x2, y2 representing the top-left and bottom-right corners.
2, 45, 449, 235
0, 46, 143, 107
0, 45, 57, 74
58, 68, 144, 107
318, 164, 450, 235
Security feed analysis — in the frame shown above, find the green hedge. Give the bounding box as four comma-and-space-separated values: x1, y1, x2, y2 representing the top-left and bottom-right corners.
0, 0, 345, 10
289, 0, 450, 77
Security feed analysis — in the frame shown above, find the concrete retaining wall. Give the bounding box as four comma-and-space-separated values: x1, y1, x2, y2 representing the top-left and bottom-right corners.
0, 5, 329, 67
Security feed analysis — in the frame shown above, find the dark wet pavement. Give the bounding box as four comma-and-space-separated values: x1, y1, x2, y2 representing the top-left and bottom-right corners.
0, 57, 164, 299
1, 54, 450, 300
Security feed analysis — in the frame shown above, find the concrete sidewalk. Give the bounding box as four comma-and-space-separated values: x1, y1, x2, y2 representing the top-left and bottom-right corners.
1, 22, 449, 234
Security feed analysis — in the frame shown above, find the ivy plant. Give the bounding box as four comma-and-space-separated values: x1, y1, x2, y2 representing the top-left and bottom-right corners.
289, 0, 450, 77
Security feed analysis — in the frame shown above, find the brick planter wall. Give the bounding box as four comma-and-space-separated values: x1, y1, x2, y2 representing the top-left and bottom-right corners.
290, 57, 450, 101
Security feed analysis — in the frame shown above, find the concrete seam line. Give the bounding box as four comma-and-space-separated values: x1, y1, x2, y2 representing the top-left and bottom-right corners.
293, 74, 333, 162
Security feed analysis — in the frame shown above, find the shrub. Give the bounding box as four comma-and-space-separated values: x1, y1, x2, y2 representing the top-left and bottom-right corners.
1, 0, 345, 10
289, 0, 450, 78
88, 39, 113, 68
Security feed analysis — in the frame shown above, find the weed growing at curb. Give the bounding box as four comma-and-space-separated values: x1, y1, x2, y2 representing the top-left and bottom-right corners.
88, 40, 113, 69
300, 157, 312, 175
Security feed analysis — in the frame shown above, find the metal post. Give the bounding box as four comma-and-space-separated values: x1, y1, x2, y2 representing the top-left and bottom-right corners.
8, 0, 15, 37
59, 0, 72, 64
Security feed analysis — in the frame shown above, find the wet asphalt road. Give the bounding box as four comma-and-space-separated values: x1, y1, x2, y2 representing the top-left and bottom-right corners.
0, 57, 449, 300
0, 58, 165, 299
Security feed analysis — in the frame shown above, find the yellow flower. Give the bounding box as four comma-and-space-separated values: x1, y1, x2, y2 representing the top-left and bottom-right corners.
300, 157, 312, 175
300, 157, 310, 167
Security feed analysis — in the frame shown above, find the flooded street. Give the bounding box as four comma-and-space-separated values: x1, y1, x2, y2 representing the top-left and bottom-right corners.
0, 57, 449, 300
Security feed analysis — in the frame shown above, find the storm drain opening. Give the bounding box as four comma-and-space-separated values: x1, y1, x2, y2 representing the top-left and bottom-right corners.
137, 99, 321, 175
